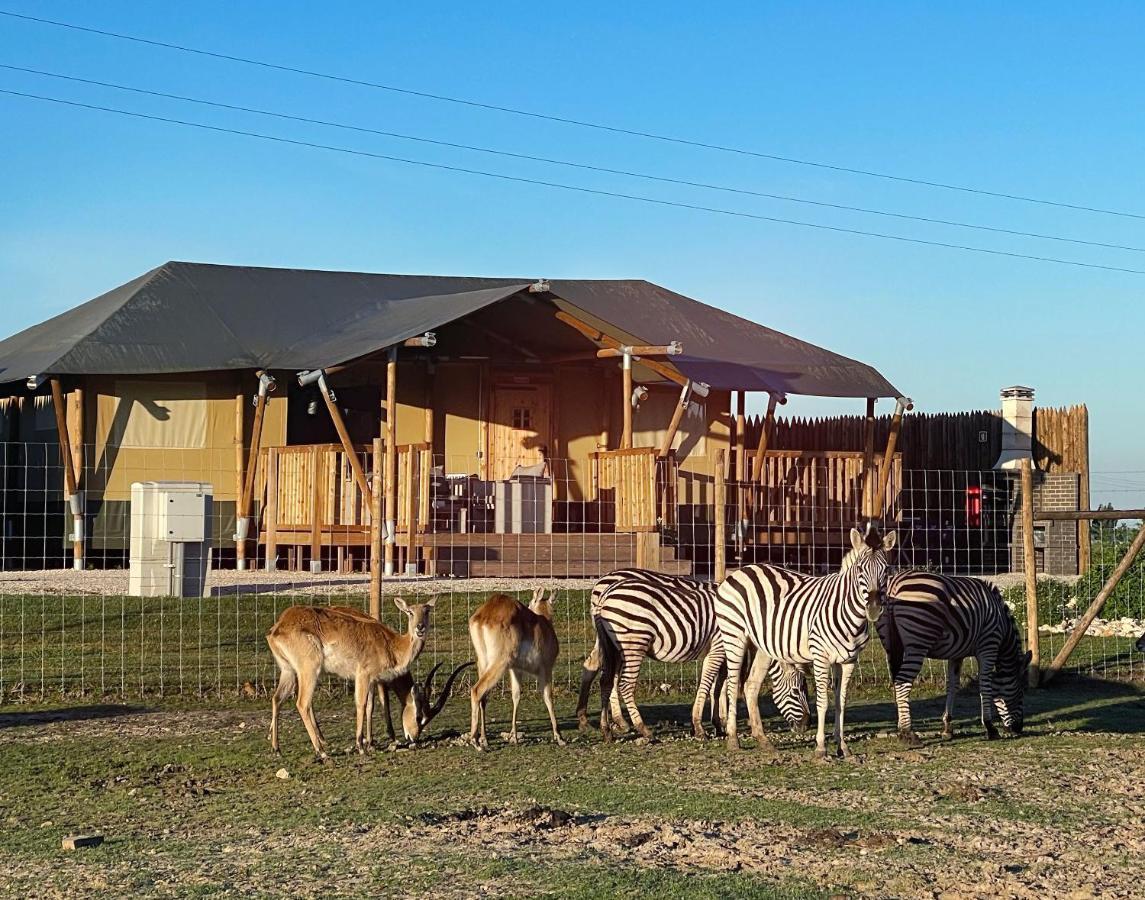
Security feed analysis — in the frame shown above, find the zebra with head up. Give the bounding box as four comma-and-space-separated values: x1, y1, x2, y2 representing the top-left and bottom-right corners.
577, 569, 809, 741
841, 547, 1031, 745
716, 526, 896, 760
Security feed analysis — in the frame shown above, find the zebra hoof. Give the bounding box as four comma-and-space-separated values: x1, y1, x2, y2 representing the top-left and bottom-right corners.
898, 729, 923, 748
984, 723, 1001, 741
837, 744, 853, 760
692, 726, 708, 740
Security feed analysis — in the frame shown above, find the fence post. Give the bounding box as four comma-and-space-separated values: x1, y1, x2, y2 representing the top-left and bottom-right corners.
369, 438, 383, 618
1043, 516, 1145, 684
1020, 459, 1040, 687
714, 450, 726, 582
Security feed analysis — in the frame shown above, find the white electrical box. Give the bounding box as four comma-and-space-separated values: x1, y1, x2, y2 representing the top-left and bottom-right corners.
129, 482, 213, 598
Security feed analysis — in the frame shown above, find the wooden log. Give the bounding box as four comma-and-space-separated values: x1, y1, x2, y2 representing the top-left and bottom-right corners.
1042, 517, 1145, 685
309, 445, 322, 572
319, 384, 372, 506
1033, 508, 1145, 521
734, 391, 746, 481
714, 450, 727, 582
237, 373, 272, 571
234, 392, 246, 568
265, 447, 279, 570
861, 398, 876, 519
873, 398, 911, 520
424, 364, 435, 447
751, 393, 782, 483
621, 350, 633, 450
658, 380, 692, 459
384, 347, 398, 576
596, 344, 682, 359
369, 438, 382, 613
1021, 460, 1040, 687
553, 310, 687, 386
49, 378, 84, 570
1077, 404, 1091, 574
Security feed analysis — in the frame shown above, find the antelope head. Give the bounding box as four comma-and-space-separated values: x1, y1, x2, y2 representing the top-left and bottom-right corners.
394, 595, 438, 641
528, 587, 557, 620
403, 660, 475, 741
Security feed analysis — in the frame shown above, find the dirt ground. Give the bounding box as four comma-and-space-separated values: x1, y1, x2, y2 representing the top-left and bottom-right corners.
1, 679, 1143, 899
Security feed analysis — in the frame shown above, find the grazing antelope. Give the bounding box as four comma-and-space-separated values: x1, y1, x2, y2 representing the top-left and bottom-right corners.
378, 660, 475, 743
468, 589, 564, 750
266, 597, 436, 758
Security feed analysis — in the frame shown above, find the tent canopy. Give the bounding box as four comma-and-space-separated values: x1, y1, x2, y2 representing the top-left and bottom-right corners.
0, 261, 902, 398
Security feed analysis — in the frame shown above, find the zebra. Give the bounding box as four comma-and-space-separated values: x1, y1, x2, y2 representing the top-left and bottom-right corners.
716, 526, 896, 760
578, 569, 809, 741
840, 548, 1031, 745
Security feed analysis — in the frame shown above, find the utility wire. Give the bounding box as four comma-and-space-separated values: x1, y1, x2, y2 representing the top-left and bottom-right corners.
4, 85, 1145, 277
2, 7, 1142, 222
5, 62, 1143, 256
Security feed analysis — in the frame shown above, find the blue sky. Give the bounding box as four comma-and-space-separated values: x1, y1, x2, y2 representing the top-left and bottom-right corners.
1, 2, 1142, 505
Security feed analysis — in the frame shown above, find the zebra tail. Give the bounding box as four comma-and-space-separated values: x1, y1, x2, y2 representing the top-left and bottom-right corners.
575, 638, 601, 724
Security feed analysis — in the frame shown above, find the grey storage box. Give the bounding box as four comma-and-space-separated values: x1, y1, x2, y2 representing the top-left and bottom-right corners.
493, 476, 553, 534
129, 482, 213, 598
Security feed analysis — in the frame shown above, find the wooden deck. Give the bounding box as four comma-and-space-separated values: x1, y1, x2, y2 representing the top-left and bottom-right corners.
422, 533, 691, 577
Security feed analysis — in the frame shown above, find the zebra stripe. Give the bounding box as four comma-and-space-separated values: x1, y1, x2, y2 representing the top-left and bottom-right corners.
716, 527, 896, 758
579, 568, 808, 740
867, 565, 1029, 742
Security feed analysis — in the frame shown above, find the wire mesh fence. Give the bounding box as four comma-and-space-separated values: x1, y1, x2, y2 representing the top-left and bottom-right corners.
0, 442, 1142, 702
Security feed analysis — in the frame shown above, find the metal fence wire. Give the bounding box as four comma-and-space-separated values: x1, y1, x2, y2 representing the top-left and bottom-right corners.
0, 442, 1141, 701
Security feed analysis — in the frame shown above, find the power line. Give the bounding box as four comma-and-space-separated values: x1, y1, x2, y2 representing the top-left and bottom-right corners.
2, 7, 1142, 222
5, 62, 1144, 256
4, 85, 1145, 277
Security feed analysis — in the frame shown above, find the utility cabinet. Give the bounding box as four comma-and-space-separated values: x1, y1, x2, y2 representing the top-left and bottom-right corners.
129, 482, 213, 598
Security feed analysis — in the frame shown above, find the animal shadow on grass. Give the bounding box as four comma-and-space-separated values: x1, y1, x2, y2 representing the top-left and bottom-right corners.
0, 704, 151, 729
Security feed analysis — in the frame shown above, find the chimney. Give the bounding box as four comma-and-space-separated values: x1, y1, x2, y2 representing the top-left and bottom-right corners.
993, 385, 1035, 470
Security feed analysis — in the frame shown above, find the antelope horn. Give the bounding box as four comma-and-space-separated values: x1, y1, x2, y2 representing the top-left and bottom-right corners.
428, 661, 475, 718
421, 660, 446, 698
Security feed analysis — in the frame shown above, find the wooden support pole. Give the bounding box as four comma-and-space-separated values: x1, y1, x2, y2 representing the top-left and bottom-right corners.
264, 447, 279, 570
309, 445, 323, 573
599, 373, 612, 451
553, 310, 687, 386
621, 350, 633, 450
861, 398, 877, 519
1021, 459, 1040, 687
751, 393, 782, 484
873, 397, 912, 520
369, 437, 383, 617
48, 378, 83, 570
424, 364, 435, 448
595, 344, 682, 359
1042, 516, 1145, 685
714, 450, 727, 582
233, 392, 246, 568
1077, 405, 1091, 574
237, 372, 273, 571
658, 380, 693, 459
68, 387, 84, 496
384, 347, 398, 576
734, 391, 746, 481
319, 380, 372, 504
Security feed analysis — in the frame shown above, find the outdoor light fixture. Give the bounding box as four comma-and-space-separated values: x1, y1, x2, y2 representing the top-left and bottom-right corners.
26, 374, 44, 391
528, 279, 551, 293
252, 371, 276, 405
631, 385, 649, 408
666, 340, 683, 355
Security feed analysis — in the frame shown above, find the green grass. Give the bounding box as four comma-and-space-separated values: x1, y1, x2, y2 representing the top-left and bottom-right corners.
2, 589, 1141, 703
0, 678, 1142, 897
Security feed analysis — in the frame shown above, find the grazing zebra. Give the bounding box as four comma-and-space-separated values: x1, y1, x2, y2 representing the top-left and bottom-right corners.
580, 569, 809, 741
716, 527, 896, 760
842, 549, 1031, 744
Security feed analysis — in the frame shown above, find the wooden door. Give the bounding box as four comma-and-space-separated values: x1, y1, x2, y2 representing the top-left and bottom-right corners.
489, 383, 551, 481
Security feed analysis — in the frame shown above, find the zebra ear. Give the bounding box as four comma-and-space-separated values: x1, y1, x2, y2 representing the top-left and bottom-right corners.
882, 531, 898, 551
849, 528, 864, 552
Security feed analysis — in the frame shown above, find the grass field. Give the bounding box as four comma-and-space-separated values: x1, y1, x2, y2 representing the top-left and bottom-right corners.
2, 589, 1141, 701
1, 676, 1143, 898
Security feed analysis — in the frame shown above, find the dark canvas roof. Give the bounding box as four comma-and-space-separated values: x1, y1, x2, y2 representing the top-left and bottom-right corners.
0, 261, 901, 397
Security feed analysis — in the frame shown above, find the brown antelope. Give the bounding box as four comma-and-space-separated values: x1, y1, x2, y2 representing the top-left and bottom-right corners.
378, 660, 474, 743
266, 597, 436, 758
468, 589, 564, 750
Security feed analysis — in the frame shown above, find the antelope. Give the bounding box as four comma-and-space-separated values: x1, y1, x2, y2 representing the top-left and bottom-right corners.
266, 597, 436, 758
378, 660, 475, 744
468, 588, 564, 750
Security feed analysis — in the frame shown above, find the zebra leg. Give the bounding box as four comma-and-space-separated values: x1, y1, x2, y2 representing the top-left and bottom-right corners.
977, 652, 1001, 740
709, 663, 728, 737
617, 643, 653, 740
833, 661, 857, 759
812, 659, 831, 761
892, 647, 927, 748
610, 685, 629, 733
723, 635, 749, 751
942, 658, 963, 740
691, 645, 725, 739
743, 651, 778, 757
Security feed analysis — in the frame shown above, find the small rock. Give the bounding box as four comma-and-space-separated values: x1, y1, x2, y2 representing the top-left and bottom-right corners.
275, 768, 290, 780
62, 833, 104, 850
